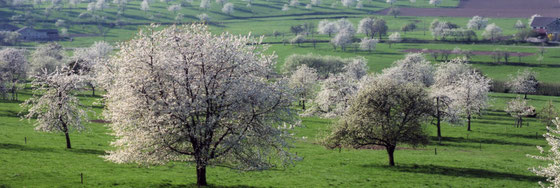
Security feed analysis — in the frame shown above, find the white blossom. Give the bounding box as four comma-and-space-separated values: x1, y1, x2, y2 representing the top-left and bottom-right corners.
388, 32, 402, 47
289, 0, 299, 6
357, 17, 375, 37
429, 0, 441, 6
341, 0, 354, 7
168, 4, 181, 13
318, 20, 338, 36
197, 13, 210, 22
505, 96, 535, 127
506, 69, 538, 98
379, 53, 434, 87
30, 43, 65, 75
466, 16, 488, 30
100, 24, 296, 186
0, 48, 28, 100
359, 37, 378, 52
515, 20, 526, 29
200, 0, 210, 9
289, 65, 318, 110
140, 0, 150, 12
355, 1, 362, 9
282, 3, 290, 11
444, 69, 491, 131
311, 0, 320, 6
21, 67, 88, 149
222, 2, 234, 14
529, 118, 560, 188
482, 23, 502, 41
330, 30, 353, 51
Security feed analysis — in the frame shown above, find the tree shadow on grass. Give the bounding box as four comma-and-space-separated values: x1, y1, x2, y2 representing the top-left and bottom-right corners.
68, 148, 106, 155
153, 183, 259, 188
0, 143, 58, 153
468, 61, 560, 68
361, 163, 543, 182
0, 110, 21, 118
482, 131, 546, 140
432, 136, 534, 146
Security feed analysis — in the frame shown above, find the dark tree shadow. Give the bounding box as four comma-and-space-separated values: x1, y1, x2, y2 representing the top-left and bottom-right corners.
362, 163, 543, 182
68, 148, 106, 155
0, 109, 21, 118
152, 183, 259, 188
429, 136, 534, 146
0, 143, 58, 153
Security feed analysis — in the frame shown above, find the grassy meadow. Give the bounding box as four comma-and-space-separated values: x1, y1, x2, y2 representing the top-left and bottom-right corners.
0, 87, 557, 187
2, 0, 560, 187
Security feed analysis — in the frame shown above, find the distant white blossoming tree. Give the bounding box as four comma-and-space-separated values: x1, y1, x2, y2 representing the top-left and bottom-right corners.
289, 65, 318, 110
466, 16, 488, 30
505, 96, 535, 128
446, 69, 491, 131
222, 2, 234, 15
359, 37, 378, 52
482, 23, 502, 41
429, 0, 441, 7
0, 48, 28, 101
318, 20, 338, 37
506, 69, 538, 99
72, 41, 113, 96
387, 32, 402, 48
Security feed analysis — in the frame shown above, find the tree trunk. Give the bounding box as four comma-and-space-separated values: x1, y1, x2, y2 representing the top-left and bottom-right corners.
386, 145, 395, 166
196, 163, 207, 186
436, 97, 442, 139
467, 115, 471, 131
11, 86, 16, 101
91, 85, 96, 96
65, 131, 72, 149
524, 93, 527, 99
302, 100, 306, 110
61, 118, 72, 149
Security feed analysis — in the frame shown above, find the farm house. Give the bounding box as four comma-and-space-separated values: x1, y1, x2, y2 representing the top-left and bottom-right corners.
530, 17, 560, 41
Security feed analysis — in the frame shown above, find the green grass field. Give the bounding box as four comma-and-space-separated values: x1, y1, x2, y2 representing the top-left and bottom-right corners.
2, 0, 560, 187
0, 88, 557, 187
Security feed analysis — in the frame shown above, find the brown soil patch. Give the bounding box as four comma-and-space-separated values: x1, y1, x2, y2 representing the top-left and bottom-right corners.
402, 48, 535, 57
377, 0, 560, 18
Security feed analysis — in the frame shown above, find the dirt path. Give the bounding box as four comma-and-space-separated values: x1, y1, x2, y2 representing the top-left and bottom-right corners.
378, 0, 560, 18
